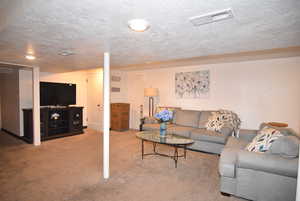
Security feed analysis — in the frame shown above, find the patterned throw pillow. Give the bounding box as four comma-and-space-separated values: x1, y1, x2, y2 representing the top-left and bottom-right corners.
205, 110, 240, 133
246, 127, 283, 153
206, 112, 224, 132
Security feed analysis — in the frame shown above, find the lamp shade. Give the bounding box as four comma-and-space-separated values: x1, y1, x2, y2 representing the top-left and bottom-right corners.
144, 88, 158, 97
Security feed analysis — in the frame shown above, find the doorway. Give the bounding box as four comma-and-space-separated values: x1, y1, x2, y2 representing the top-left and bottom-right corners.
87, 70, 103, 131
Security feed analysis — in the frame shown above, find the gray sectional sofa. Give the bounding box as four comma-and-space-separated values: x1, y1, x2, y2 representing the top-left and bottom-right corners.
141, 108, 300, 201
219, 123, 300, 201
141, 109, 235, 154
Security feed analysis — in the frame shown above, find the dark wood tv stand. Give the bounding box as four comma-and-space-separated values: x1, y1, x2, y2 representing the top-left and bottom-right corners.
23, 106, 84, 143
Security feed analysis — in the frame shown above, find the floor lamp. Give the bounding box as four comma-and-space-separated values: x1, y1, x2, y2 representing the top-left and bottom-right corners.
144, 88, 158, 117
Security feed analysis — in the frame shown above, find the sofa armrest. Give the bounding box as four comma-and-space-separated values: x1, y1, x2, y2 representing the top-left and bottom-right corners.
219, 148, 238, 178
237, 150, 298, 178
238, 129, 258, 142
140, 117, 158, 131
143, 117, 158, 124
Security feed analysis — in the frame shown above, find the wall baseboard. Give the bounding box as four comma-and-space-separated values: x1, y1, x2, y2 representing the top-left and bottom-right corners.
1, 128, 31, 143
1, 128, 19, 137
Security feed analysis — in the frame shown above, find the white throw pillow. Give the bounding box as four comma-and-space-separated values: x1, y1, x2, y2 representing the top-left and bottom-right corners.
246, 127, 283, 153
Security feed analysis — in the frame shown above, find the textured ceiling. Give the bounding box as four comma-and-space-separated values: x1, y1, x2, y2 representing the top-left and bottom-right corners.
0, 0, 300, 72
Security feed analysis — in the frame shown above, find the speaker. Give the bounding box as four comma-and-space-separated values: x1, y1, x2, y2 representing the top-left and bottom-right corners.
69, 107, 83, 133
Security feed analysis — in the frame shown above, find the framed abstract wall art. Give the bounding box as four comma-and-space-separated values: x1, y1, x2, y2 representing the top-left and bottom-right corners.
175, 70, 210, 98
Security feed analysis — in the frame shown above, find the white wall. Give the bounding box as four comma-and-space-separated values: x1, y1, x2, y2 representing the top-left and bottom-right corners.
1, 69, 20, 135
125, 57, 300, 132
19, 69, 33, 136
111, 70, 128, 103
86, 68, 128, 103
0, 74, 3, 129
0, 88, 1, 130
84, 69, 128, 130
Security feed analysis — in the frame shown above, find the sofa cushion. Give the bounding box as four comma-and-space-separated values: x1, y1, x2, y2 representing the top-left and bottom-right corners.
219, 137, 248, 178
173, 110, 200, 128
237, 150, 298, 178
143, 117, 158, 124
167, 125, 195, 138
225, 136, 249, 149
198, 111, 212, 128
190, 128, 227, 144
268, 135, 300, 158
238, 129, 258, 142
143, 123, 161, 131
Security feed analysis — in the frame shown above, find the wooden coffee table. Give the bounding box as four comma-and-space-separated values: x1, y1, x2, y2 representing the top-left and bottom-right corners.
136, 131, 194, 168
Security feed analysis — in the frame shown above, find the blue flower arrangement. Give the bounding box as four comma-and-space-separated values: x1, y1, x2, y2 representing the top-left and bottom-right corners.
154, 109, 173, 123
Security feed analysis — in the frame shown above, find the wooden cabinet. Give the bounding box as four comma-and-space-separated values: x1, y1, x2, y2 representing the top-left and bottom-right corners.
110, 103, 130, 131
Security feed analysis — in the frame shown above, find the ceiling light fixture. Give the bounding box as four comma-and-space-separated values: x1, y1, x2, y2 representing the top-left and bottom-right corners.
25, 55, 36, 60
58, 49, 75, 56
128, 19, 150, 32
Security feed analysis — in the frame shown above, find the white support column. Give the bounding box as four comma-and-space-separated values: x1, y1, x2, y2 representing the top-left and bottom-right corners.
296, 146, 300, 201
103, 52, 110, 179
32, 67, 41, 146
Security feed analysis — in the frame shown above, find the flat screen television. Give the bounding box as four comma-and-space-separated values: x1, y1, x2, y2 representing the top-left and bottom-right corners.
40, 82, 76, 106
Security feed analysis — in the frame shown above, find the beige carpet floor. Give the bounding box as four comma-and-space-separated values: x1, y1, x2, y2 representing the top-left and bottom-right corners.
0, 129, 244, 201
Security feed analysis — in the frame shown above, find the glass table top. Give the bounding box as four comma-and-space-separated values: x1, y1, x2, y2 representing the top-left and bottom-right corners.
136, 131, 194, 145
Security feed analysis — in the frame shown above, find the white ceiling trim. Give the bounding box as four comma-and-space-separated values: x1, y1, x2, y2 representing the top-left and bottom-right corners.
118, 46, 300, 71
0, 61, 34, 69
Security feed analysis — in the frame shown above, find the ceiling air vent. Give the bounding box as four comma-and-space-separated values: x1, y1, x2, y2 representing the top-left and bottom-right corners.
189, 8, 234, 26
